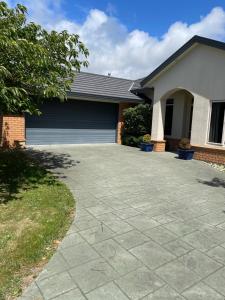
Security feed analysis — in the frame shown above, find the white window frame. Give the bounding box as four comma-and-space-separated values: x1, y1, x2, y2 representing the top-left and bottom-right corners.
207, 100, 225, 147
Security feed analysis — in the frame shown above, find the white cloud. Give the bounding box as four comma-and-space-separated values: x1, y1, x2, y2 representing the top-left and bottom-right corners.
7, 1, 225, 79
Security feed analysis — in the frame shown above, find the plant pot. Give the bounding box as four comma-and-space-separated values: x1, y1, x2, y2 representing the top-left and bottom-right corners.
177, 148, 195, 160
140, 142, 154, 152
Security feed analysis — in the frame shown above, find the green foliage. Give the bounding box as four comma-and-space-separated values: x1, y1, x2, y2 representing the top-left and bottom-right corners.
122, 135, 144, 147
143, 134, 151, 143
0, 2, 89, 114
122, 104, 152, 147
123, 104, 152, 136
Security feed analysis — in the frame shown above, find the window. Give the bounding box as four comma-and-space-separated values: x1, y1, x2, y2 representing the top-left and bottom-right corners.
164, 99, 174, 136
209, 101, 225, 144
188, 98, 194, 138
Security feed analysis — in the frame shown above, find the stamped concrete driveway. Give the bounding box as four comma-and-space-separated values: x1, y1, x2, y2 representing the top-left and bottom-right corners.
20, 144, 225, 300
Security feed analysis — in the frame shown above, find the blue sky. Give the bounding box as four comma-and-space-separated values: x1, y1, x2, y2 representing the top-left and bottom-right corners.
7, 0, 225, 78
64, 0, 225, 35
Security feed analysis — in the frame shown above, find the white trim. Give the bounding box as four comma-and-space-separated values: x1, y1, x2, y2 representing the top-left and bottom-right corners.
207, 100, 225, 147
128, 81, 135, 91
207, 142, 225, 147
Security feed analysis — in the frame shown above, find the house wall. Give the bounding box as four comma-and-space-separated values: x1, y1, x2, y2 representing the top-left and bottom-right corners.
147, 44, 225, 148
0, 115, 25, 147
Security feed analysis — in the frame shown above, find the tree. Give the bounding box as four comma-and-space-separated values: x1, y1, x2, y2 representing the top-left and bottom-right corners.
122, 103, 152, 147
0, 2, 89, 114
123, 103, 152, 136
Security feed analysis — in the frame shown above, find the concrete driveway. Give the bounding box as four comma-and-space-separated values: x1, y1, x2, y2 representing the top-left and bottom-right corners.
20, 145, 225, 300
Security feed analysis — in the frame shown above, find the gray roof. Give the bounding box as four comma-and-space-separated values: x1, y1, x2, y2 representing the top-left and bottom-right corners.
68, 72, 142, 103
130, 78, 143, 91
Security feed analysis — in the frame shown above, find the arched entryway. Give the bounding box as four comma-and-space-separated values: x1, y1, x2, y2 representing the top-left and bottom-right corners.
161, 88, 194, 151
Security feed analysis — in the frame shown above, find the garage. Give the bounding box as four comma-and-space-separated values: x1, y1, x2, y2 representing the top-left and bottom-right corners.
26, 99, 118, 145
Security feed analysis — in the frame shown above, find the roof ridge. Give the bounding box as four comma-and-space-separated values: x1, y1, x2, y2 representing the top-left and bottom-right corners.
78, 71, 134, 82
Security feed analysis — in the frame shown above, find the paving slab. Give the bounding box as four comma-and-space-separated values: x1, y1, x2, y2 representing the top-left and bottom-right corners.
144, 226, 178, 245
182, 282, 225, 300
37, 252, 69, 281
155, 260, 201, 293
53, 289, 86, 300
79, 224, 115, 244
18, 282, 43, 300
130, 240, 175, 269
115, 266, 164, 300
69, 258, 118, 293
125, 215, 160, 231
181, 230, 219, 252
93, 239, 142, 275
163, 239, 193, 257
206, 245, 225, 265
142, 285, 185, 300
178, 249, 222, 277
86, 282, 129, 299
114, 230, 149, 250
20, 145, 225, 299
60, 242, 100, 268
203, 267, 225, 296
36, 271, 77, 299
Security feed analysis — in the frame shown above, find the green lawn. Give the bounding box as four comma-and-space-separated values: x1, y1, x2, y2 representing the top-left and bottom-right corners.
0, 149, 75, 300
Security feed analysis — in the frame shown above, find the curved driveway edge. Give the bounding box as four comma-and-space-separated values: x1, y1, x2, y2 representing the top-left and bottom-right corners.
20, 145, 225, 300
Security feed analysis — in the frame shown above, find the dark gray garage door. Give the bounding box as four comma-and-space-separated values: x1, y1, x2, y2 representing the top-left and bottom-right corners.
26, 100, 118, 145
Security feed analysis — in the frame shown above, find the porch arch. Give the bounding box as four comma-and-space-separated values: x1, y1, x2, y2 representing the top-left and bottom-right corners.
151, 87, 209, 151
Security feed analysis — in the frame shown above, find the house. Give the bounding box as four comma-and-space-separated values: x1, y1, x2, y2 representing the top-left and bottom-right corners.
0, 35, 225, 164
0, 72, 142, 146
132, 35, 225, 164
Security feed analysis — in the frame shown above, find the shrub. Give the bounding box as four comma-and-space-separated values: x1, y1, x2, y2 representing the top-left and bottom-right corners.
123, 104, 152, 136
179, 138, 191, 150
122, 135, 144, 147
143, 134, 151, 143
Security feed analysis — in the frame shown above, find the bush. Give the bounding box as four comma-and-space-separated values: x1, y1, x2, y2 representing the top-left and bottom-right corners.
122, 135, 144, 147
123, 104, 152, 136
122, 103, 152, 148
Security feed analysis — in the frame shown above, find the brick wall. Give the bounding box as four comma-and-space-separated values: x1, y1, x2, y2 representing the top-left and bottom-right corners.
0, 115, 25, 147
192, 145, 225, 165
165, 139, 225, 164
117, 103, 134, 144
152, 140, 166, 152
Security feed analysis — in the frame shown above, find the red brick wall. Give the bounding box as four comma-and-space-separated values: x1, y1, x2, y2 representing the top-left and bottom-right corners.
0, 115, 25, 147
166, 139, 225, 164
192, 145, 225, 165
152, 140, 166, 152
117, 103, 134, 144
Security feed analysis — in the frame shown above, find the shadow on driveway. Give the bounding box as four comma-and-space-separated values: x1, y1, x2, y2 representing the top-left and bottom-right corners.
26, 148, 78, 170
198, 177, 225, 188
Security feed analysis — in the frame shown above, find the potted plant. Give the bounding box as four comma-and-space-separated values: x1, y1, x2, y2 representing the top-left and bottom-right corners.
177, 138, 195, 160
140, 134, 154, 152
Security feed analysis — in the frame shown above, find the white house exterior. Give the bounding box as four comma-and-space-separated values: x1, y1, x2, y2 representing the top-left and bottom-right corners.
137, 36, 225, 164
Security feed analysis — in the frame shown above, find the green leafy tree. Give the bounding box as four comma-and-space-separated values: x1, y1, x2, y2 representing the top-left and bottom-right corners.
0, 2, 89, 114
123, 103, 152, 136
122, 103, 152, 147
